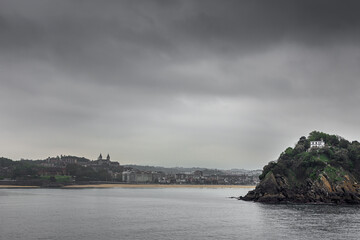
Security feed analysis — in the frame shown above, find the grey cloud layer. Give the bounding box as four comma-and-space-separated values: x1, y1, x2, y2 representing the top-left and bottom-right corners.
1, 0, 360, 168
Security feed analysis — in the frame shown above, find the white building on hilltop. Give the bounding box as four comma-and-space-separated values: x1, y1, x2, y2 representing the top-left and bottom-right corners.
310, 139, 325, 149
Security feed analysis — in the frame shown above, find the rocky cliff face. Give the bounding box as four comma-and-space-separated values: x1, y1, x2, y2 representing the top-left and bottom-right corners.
240, 171, 360, 204
240, 131, 360, 204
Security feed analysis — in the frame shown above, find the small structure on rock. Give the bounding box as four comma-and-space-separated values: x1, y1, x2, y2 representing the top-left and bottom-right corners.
310, 139, 325, 149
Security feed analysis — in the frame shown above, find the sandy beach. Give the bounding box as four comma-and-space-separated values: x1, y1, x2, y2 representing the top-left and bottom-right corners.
63, 184, 255, 189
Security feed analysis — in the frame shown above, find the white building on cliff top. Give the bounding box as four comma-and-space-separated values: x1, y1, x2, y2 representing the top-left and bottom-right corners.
310, 139, 325, 149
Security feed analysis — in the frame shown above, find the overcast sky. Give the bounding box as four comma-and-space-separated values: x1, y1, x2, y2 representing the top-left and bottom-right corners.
1, 0, 360, 169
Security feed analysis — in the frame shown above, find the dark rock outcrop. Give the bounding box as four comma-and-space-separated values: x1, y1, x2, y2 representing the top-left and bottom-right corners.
240, 171, 360, 204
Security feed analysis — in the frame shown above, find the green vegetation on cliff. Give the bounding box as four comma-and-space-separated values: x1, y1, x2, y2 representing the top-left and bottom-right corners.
242, 131, 360, 204
259, 131, 359, 185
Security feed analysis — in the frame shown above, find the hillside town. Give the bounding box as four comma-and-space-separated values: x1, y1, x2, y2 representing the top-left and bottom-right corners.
0, 154, 260, 186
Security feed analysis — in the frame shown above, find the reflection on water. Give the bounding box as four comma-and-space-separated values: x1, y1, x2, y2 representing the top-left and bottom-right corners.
0, 188, 359, 240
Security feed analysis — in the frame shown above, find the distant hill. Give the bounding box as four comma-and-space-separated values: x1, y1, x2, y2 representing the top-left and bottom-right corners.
123, 164, 261, 176
241, 131, 360, 204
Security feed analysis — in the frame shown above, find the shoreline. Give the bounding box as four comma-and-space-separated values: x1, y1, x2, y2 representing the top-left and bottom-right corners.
0, 184, 255, 189
0, 185, 40, 188
63, 184, 256, 189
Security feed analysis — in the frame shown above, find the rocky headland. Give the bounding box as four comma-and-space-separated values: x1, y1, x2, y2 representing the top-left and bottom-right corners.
240, 131, 360, 204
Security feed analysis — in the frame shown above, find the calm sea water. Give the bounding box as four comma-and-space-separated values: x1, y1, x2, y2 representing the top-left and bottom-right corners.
1, 187, 360, 240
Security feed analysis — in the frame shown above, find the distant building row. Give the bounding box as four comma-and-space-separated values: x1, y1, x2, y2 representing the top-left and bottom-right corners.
121, 170, 259, 185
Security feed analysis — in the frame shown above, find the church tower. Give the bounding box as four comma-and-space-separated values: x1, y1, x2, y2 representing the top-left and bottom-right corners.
98, 153, 103, 160
106, 154, 110, 161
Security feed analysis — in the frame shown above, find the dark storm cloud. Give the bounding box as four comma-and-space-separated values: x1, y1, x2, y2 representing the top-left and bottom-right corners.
2, 1, 360, 65
1, 1, 360, 86
178, 1, 360, 45
1, 0, 360, 168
